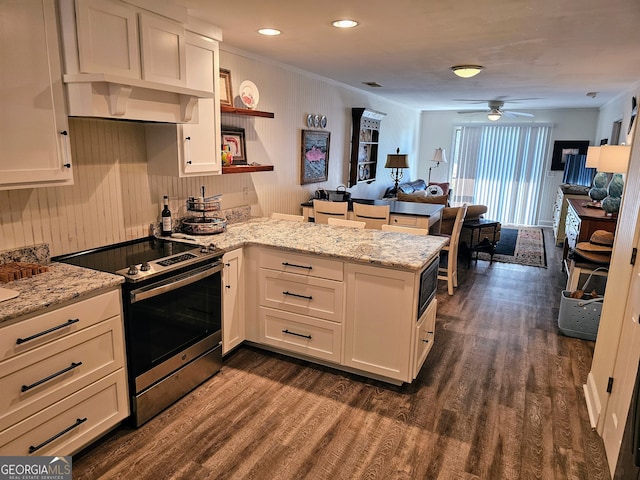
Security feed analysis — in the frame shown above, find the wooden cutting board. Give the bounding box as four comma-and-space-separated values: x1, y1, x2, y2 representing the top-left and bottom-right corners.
0, 287, 20, 302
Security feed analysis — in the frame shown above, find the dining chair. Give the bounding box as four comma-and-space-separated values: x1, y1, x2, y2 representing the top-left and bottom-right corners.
313, 200, 348, 224
271, 212, 305, 222
352, 203, 390, 229
327, 218, 366, 229
437, 204, 468, 295
381, 224, 429, 235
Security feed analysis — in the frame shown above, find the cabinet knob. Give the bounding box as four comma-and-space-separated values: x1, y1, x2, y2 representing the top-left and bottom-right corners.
63, 163, 71, 168
225, 285, 231, 289
60, 130, 68, 136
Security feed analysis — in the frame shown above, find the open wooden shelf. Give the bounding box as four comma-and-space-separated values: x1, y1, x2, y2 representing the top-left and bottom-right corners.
222, 165, 274, 174
221, 106, 274, 118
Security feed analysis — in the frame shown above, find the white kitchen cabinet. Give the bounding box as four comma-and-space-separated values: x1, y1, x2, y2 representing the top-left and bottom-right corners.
74, 0, 186, 86
145, 29, 221, 176
223, 249, 245, 355
413, 298, 436, 379
344, 263, 417, 383
0, 0, 73, 190
0, 289, 129, 455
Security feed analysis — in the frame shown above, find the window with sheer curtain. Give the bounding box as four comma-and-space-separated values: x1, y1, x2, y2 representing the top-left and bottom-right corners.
450, 123, 552, 226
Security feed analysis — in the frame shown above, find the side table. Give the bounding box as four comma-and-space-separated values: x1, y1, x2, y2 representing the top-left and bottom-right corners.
462, 218, 501, 266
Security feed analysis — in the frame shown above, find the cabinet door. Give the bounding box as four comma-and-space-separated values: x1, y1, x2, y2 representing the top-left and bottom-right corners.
344, 263, 416, 383
413, 298, 436, 379
75, 0, 140, 78
0, 0, 73, 190
138, 11, 186, 87
223, 249, 245, 354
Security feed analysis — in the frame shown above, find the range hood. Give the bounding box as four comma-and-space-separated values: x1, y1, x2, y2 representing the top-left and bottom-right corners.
58, 0, 218, 124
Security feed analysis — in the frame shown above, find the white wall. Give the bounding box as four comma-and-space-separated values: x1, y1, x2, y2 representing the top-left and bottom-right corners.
418, 109, 599, 226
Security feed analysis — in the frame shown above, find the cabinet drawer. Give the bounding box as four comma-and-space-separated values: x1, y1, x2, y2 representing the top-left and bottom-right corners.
259, 248, 343, 281
390, 214, 418, 227
259, 307, 342, 363
413, 298, 436, 380
259, 269, 344, 323
0, 290, 121, 361
0, 316, 125, 432
0, 369, 129, 456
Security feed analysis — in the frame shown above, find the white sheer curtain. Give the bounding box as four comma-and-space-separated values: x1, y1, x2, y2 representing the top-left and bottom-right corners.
450, 124, 552, 226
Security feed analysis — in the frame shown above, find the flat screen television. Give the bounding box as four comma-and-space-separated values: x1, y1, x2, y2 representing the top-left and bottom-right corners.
562, 154, 595, 187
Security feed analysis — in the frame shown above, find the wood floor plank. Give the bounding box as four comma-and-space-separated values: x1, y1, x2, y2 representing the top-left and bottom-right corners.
72, 229, 612, 480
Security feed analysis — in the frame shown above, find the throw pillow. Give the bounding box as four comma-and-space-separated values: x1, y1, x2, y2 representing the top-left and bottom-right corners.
428, 182, 450, 196
398, 192, 448, 204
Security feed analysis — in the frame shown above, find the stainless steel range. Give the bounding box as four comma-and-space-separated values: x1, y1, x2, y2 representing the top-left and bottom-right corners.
53, 237, 224, 427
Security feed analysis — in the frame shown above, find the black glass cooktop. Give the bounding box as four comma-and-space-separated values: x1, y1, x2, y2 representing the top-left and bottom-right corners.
52, 237, 196, 274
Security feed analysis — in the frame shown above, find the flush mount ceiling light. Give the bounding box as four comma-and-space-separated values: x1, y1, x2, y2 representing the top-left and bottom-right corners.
258, 28, 281, 36
451, 65, 484, 78
487, 109, 502, 121
332, 19, 358, 28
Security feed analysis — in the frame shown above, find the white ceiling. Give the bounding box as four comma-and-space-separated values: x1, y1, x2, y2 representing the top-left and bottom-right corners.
176, 0, 640, 113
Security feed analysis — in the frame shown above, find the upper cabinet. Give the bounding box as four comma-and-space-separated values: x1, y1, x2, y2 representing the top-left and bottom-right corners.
0, 0, 73, 190
146, 27, 222, 176
349, 108, 386, 187
59, 0, 212, 123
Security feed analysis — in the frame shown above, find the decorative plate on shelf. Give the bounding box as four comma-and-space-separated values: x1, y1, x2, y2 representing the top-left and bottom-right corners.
358, 165, 365, 180
239, 80, 259, 109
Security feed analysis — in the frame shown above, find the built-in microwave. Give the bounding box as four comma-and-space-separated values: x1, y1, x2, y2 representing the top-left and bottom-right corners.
418, 255, 439, 320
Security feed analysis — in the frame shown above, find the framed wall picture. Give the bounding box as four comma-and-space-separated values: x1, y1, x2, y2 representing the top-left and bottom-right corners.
550, 140, 589, 171
221, 126, 246, 164
300, 130, 330, 184
219, 69, 233, 107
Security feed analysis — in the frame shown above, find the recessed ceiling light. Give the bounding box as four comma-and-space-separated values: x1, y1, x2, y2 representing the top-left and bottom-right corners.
451, 65, 484, 78
332, 19, 358, 28
258, 28, 281, 36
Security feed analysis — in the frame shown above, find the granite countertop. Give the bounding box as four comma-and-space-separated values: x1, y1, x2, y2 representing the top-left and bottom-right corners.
0, 263, 123, 324
172, 217, 448, 271
1, 216, 446, 325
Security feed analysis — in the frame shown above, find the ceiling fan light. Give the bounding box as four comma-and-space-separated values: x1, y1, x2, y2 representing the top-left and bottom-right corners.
487, 110, 502, 121
332, 19, 358, 28
451, 65, 484, 78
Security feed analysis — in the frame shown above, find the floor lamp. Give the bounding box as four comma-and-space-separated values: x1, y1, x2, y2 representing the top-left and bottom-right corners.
429, 148, 447, 182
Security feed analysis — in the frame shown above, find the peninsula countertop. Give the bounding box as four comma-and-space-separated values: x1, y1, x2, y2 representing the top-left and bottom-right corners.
171, 217, 449, 271
1, 217, 447, 324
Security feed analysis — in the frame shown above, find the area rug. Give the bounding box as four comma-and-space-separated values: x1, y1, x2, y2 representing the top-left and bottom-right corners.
476, 226, 547, 268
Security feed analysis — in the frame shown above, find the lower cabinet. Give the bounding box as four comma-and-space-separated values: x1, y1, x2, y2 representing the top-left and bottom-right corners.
223, 249, 245, 355
344, 263, 417, 383
0, 288, 128, 455
245, 246, 438, 385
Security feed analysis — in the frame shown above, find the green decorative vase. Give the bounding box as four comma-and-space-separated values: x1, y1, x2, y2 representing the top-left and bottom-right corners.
601, 173, 624, 215
589, 172, 609, 202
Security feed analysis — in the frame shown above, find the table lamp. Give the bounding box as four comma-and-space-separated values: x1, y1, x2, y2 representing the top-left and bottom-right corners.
385, 148, 409, 195
598, 145, 630, 215
586, 146, 608, 204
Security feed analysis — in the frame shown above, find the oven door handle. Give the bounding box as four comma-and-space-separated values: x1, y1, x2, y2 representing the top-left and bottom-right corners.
130, 262, 223, 304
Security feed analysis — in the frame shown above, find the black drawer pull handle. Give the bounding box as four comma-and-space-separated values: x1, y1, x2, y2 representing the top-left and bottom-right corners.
282, 291, 313, 300
16, 319, 80, 345
282, 329, 312, 340
29, 417, 87, 454
21, 362, 83, 392
282, 262, 312, 270
422, 339, 430, 343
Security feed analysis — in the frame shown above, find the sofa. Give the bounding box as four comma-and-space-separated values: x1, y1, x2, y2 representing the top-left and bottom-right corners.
391, 179, 501, 248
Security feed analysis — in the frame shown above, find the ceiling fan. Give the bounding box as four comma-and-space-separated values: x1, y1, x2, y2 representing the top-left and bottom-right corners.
457, 100, 534, 121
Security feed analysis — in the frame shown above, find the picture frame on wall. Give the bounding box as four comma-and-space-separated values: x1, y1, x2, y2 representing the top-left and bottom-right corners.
221, 126, 246, 164
300, 130, 330, 184
550, 140, 589, 171
219, 69, 233, 107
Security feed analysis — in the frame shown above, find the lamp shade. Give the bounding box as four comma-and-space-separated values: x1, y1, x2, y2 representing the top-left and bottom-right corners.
432, 148, 447, 164
597, 145, 631, 173
585, 146, 601, 168
385, 153, 409, 169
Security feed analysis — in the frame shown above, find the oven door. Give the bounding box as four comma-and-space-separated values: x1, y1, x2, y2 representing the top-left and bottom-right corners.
125, 261, 222, 393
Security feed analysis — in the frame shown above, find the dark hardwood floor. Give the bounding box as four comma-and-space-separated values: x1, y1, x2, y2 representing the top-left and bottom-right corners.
73, 229, 611, 480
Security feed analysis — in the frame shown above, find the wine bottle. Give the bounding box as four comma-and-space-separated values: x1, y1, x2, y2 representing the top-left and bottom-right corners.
161, 195, 172, 236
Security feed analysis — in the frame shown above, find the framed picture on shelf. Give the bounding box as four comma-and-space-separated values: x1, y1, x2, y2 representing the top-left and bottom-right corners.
221, 126, 246, 164
550, 140, 589, 171
219, 69, 233, 107
300, 130, 330, 184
